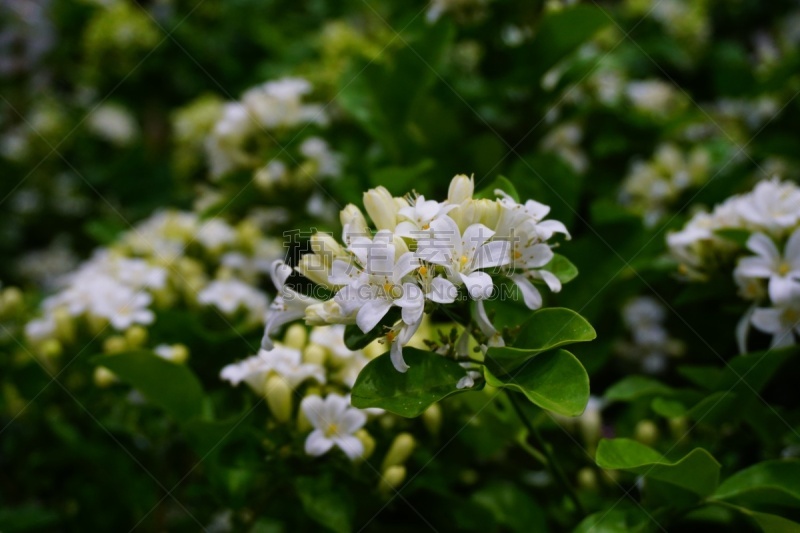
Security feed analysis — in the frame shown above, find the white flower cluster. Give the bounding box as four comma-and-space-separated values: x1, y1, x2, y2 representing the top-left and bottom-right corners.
221, 324, 381, 461
616, 297, 684, 374
204, 77, 339, 182
625, 79, 686, 118
668, 178, 800, 350
620, 143, 710, 226
25, 210, 282, 347
261, 174, 571, 374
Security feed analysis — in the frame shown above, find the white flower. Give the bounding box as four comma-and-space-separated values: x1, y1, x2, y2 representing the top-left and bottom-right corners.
395, 196, 456, 238
418, 216, 510, 300
115, 258, 167, 290
96, 288, 154, 330
505, 225, 561, 310
309, 325, 355, 359
330, 231, 419, 334
220, 345, 325, 394
86, 103, 138, 146
751, 299, 800, 348
738, 178, 800, 232
735, 230, 800, 304
262, 261, 321, 349
197, 279, 268, 316
494, 191, 570, 242
301, 393, 366, 460
196, 219, 237, 250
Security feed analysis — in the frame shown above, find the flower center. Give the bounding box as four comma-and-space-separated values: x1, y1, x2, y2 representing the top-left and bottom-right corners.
385, 330, 397, 343
418, 265, 428, 276
324, 423, 339, 438
778, 262, 791, 276
421, 223, 430, 230
459, 255, 469, 265
782, 308, 800, 325
513, 250, 522, 260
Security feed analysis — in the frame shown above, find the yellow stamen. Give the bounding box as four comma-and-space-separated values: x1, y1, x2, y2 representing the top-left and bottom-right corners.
422, 224, 430, 230
778, 262, 791, 276
325, 423, 339, 437
383, 282, 394, 295
386, 330, 396, 343
418, 265, 428, 276
460, 255, 469, 265
513, 251, 522, 260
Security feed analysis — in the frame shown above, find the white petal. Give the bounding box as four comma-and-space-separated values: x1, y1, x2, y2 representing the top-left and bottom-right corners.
747, 233, 779, 262
474, 241, 511, 270
510, 274, 543, 310
460, 272, 494, 300
428, 276, 457, 304
536, 219, 570, 240
394, 252, 419, 281
333, 434, 364, 461
300, 396, 325, 428
356, 298, 393, 333
329, 259, 357, 285
736, 305, 755, 354
339, 409, 367, 433
462, 223, 495, 250
751, 308, 784, 334
532, 269, 562, 293
390, 339, 410, 372
305, 429, 335, 456
769, 276, 798, 305
786, 227, 800, 266
735, 256, 773, 279
771, 331, 796, 349
523, 243, 554, 268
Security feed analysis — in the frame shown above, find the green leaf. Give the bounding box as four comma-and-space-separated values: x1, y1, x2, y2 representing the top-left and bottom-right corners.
714, 460, 800, 513
484, 349, 589, 417
92, 351, 205, 421
526, 5, 611, 79
596, 438, 720, 497
651, 397, 687, 418
295, 475, 354, 533
541, 253, 578, 284
475, 175, 519, 202
350, 348, 474, 417
714, 346, 797, 393
604, 376, 676, 403
574, 507, 649, 533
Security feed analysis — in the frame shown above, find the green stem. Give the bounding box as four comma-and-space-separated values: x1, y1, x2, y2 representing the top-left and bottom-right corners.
506, 390, 587, 516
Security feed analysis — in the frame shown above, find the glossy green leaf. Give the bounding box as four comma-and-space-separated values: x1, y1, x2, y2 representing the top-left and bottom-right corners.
351, 348, 474, 417
714, 460, 800, 511
604, 376, 676, 403
485, 349, 590, 417
471, 482, 546, 532
596, 438, 721, 497
651, 397, 687, 418
715, 346, 797, 392
574, 507, 649, 533
541, 253, 579, 284
92, 351, 205, 421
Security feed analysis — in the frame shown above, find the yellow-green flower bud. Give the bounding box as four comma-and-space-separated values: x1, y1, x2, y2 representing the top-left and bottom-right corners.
355, 429, 376, 460
40, 339, 62, 359
448, 174, 474, 204
53, 307, 75, 344
125, 325, 148, 348
382, 432, 415, 471
284, 324, 307, 350
363, 186, 399, 230
422, 404, 442, 436
265, 375, 292, 424
103, 336, 128, 354
1, 286, 24, 314
635, 420, 659, 446
577, 467, 598, 491
303, 343, 327, 366
170, 344, 190, 364
379, 465, 406, 493
93, 366, 117, 388
339, 204, 368, 236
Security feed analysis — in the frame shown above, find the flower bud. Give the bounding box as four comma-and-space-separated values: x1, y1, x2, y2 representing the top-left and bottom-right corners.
635, 420, 659, 446
297, 254, 333, 289
103, 335, 128, 354
363, 186, 398, 230
340, 204, 368, 238
86, 314, 107, 336
448, 174, 474, 204
284, 324, 307, 350
379, 465, 406, 493
579, 397, 602, 447
382, 432, 415, 471
296, 403, 312, 432
265, 375, 292, 423
303, 343, 327, 366
475, 198, 502, 229
53, 307, 75, 344
1, 287, 23, 314
311, 232, 344, 262
669, 416, 688, 440
355, 429, 376, 460
236, 219, 262, 249
93, 366, 117, 388
422, 404, 442, 436
40, 338, 62, 358
125, 325, 148, 348
577, 467, 598, 491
